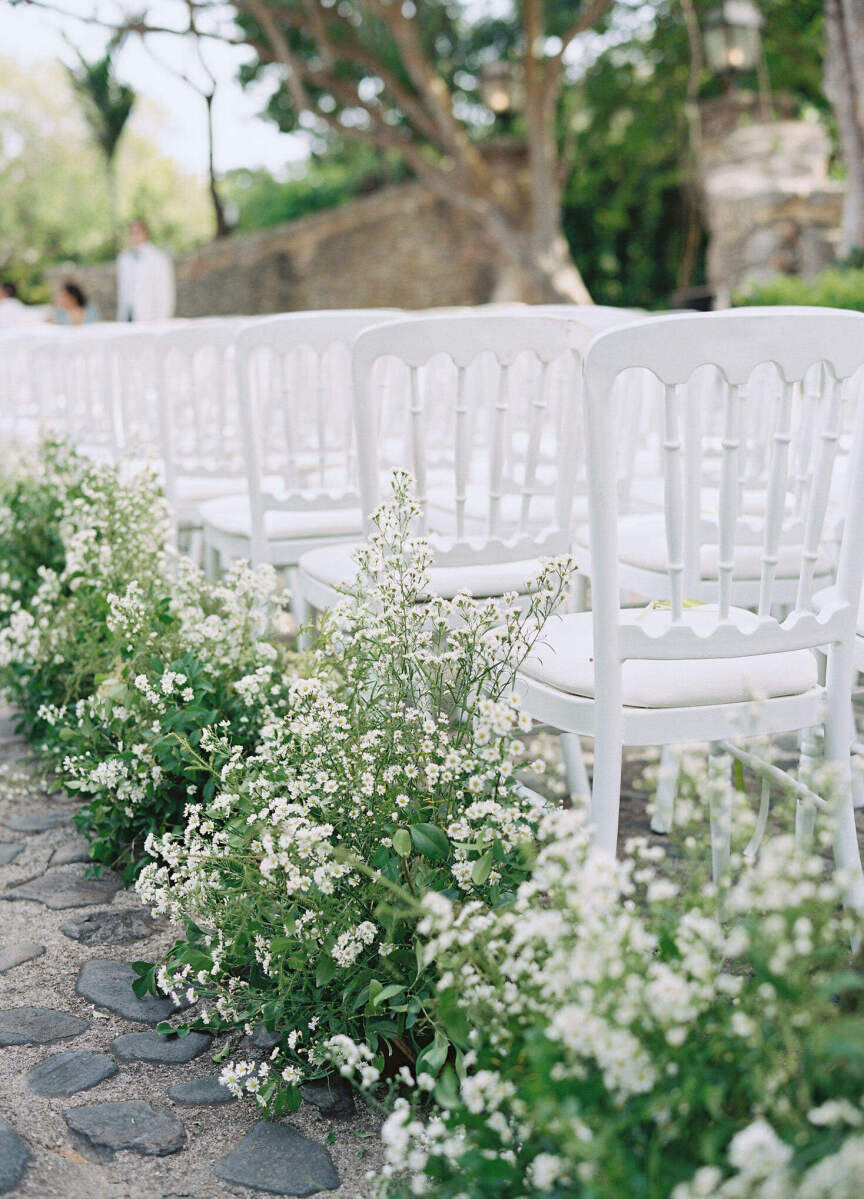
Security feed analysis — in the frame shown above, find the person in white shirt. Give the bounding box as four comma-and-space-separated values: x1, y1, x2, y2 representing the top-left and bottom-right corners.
0, 281, 40, 326
116, 219, 176, 322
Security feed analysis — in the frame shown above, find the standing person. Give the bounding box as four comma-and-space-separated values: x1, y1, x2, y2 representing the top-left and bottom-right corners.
116, 218, 175, 322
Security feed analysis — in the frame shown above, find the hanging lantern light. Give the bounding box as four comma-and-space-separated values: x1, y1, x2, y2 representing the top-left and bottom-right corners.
704, 0, 764, 76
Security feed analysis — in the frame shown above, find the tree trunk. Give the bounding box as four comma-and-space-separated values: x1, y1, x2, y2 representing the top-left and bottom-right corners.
205, 92, 232, 240
468, 151, 592, 303
521, 38, 592, 304
476, 207, 593, 303
825, 0, 864, 256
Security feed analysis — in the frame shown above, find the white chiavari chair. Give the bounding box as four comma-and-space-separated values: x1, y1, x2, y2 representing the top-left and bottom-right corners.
197, 310, 403, 614
515, 309, 864, 898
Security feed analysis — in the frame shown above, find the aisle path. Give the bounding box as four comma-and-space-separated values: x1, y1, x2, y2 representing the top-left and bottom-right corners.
0, 707, 379, 1199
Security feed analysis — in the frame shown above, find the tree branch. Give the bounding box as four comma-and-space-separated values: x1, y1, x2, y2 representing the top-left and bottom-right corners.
15, 0, 245, 43
555, 0, 614, 60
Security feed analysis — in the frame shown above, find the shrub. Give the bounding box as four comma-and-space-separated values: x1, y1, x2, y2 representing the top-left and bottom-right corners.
0, 450, 168, 735
735, 266, 864, 312
136, 474, 573, 1114
0, 440, 82, 623
358, 778, 864, 1199
54, 559, 297, 879
0, 441, 296, 879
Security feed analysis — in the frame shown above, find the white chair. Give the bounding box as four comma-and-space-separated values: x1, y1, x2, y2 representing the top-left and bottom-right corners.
152, 318, 253, 552
515, 309, 864, 895
297, 313, 590, 616
198, 310, 402, 611
0, 327, 59, 445
30, 324, 126, 461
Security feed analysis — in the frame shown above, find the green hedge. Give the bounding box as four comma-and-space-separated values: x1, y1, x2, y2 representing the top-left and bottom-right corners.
735, 267, 864, 312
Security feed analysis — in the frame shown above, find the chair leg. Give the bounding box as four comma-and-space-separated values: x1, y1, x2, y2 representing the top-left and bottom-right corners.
824, 657, 864, 907
560, 733, 590, 803
205, 540, 221, 580
651, 744, 680, 834
589, 735, 623, 857
568, 573, 589, 613
287, 567, 312, 651
187, 528, 204, 568
708, 743, 733, 885
853, 760, 864, 811
795, 726, 821, 846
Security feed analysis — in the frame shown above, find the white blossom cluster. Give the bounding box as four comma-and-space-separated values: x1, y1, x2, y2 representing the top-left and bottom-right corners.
371, 793, 859, 1198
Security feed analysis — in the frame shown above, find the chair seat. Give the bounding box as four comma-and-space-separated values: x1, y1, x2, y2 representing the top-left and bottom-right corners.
299, 542, 546, 599
592, 513, 834, 581
520, 605, 818, 709
198, 495, 363, 541
425, 480, 561, 535
174, 475, 248, 504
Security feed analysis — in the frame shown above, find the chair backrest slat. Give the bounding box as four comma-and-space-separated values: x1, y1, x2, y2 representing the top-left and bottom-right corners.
758, 378, 795, 616
352, 313, 608, 563
662, 383, 686, 621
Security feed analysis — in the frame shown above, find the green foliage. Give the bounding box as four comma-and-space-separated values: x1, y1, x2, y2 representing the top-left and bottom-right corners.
66, 48, 135, 166
562, 0, 826, 308
0, 57, 212, 283
736, 267, 864, 312
0, 442, 294, 879
371, 786, 864, 1199
136, 476, 572, 1113
0, 441, 77, 621
222, 145, 407, 233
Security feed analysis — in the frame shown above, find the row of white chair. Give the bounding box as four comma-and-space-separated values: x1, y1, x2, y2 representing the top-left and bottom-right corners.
3, 304, 863, 898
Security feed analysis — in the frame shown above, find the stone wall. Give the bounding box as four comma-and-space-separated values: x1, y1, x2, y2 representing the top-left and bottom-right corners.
48, 181, 502, 318
699, 106, 844, 306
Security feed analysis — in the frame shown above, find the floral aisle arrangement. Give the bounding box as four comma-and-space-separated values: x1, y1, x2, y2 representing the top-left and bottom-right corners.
137, 473, 574, 1113
2, 446, 864, 1197
0, 441, 297, 878
353, 782, 864, 1199
0, 440, 77, 624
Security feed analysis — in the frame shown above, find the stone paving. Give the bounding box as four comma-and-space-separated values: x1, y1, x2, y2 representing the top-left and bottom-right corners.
0, 710, 381, 1199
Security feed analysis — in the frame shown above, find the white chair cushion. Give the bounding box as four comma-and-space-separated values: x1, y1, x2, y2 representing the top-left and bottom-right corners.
609, 514, 833, 580
198, 495, 363, 541
300, 541, 546, 599
425, 480, 561, 534
520, 605, 818, 709
174, 475, 247, 503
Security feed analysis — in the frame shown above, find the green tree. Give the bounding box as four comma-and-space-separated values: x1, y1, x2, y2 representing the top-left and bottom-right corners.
66, 44, 135, 240
0, 57, 211, 296
562, 0, 827, 308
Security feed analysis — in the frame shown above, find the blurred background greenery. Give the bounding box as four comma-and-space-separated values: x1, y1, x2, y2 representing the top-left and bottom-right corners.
0, 0, 848, 309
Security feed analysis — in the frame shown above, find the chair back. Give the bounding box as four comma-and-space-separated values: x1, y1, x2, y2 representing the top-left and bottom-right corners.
155, 318, 250, 507
583, 308, 864, 670
31, 325, 123, 460
0, 328, 57, 442
352, 313, 595, 564
234, 310, 403, 562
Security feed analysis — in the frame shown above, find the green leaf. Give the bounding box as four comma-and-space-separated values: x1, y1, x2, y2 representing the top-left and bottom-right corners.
471, 850, 494, 886
392, 828, 412, 857
410, 823, 450, 861
415, 1034, 449, 1078
434, 1065, 460, 1108
372, 984, 405, 1007
315, 954, 338, 987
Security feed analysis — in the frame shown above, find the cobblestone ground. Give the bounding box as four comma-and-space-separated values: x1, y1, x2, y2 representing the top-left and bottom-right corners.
0, 706, 382, 1199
